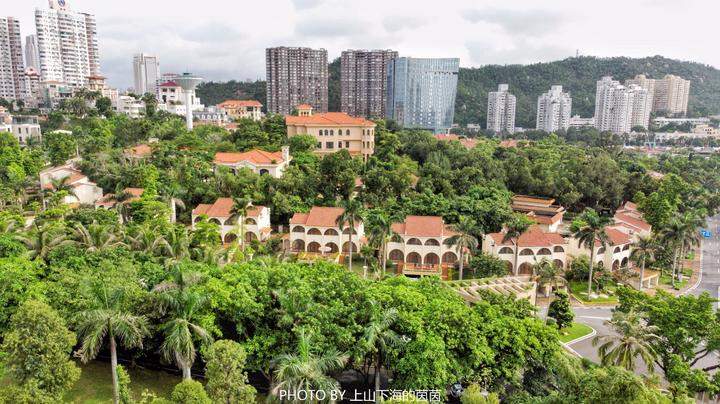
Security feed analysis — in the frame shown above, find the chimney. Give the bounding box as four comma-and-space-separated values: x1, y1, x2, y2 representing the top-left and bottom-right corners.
281, 145, 290, 162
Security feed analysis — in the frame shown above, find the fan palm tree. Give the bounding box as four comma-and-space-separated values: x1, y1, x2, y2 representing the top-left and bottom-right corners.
448, 216, 479, 280
230, 196, 251, 247
362, 304, 402, 402
336, 197, 364, 271
592, 310, 660, 373
630, 235, 657, 291
153, 267, 210, 380
75, 282, 149, 404
367, 213, 396, 277
69, 222, 125, 252
571, 208, 611, 298
271, 330, 348, 400
534, 259, 566, 298
502, 213, 532, 275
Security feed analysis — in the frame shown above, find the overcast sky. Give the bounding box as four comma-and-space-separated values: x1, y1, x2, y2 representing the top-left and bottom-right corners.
7, 0, 719, 89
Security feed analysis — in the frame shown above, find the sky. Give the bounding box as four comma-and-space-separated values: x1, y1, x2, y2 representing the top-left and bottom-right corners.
7, 0, 720, 89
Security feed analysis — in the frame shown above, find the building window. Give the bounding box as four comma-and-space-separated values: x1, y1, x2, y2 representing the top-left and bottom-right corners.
345, 141, 350, 148
326, 142, 334, 149
330, 130, 334, 136
338, 141, 342, 148
346, 129, 350, 136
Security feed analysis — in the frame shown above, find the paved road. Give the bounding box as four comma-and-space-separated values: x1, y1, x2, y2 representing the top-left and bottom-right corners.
565, 214, 720, 367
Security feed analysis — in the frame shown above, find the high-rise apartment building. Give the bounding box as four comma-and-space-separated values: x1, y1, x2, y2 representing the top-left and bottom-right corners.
594, 76, 651, 134
486, 84, 516, 134
35, 0, 100, 87
133, 53, 160, 95
0, 17, 25, 100
385, 57, 459, 133
536, 85, 572, 132
25, 35, 40, 70
626, 73, 690, 116
340, 49, 397, 118
653, 74, 690, 115
266, 47, 328, 115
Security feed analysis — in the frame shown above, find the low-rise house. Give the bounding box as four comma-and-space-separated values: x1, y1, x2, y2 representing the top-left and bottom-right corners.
289, 206, 365, 255
124, 143, 153, 159
512, 195, 566, 232
10, 115, 41, 145
285, 105, 375, 161
191, 198, 272, 243
40, 164, 104, 206
95, 187, 144, 209
612, 201, 652, 238
566, 226, 633, 271
217, 100, 263, 121
116, 95, 145, 118
434, 134, 478, 149
214, 146, 290, 178
386, 216, 459, 279
484, 226, 568, 275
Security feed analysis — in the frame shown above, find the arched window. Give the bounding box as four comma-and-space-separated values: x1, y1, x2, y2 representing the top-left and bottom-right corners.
519, 248, 534, 256
406, 252, 421, 264
553, 259, 564, 269
442, 252, 458, 264
307, 228, 322, 235
613, 247, 621, 254
389, 249, 404, 262
407, 238, 422, 245
537, 248, 552, 255
342, 227, 357, 235
498, 247, 513, 255
325, 242, 339, 253
342, 241, 357, 253
622, 245, 630, 251
330, 130, 334, 136
292, 226, 305, 233
245, 218, 257, 225
424, 253, 439, 266
259, 169, 269, 175
346, 129, 350, 136
292, 239, 305, 251
553, 246, 564, 253
307, 242, 321, 252
391, 234, 403, 243
424, 238, 440, 246
597, 247, 606, 254
324, 228, 339, 236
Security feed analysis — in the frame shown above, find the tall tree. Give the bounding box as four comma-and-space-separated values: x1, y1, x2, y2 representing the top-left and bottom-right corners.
362, 304, 401, 403
230, 196, 251, 247
336, 197, 364, 270
448, 216, 479, 280
75, 283, 149, 404
535, 259, 566, 298
204, 340, 257, 404
571, 208, 611, 298
592, 310, 660, 373
502, 213, 532, 275
366, 212, 396, 277
630, 235, 656, 291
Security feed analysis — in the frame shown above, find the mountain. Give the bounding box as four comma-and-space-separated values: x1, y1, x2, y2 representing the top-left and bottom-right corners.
196, 56, 720, 127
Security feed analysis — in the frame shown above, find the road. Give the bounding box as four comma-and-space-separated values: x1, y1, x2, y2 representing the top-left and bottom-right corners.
565, 214, 720, 367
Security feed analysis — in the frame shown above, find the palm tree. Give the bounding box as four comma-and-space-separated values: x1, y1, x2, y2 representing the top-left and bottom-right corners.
271, 330, 348, 400
448, 216, 479, 280
534, 259, 566, 298
157, 226, 190, 265
571, 208, 611, 298
363, 305, 401, 402
127, 224, 167, 254
592, 310, 660, 373
230, 196, 251, 247
75, 282, 149, 404
676, 213, 703, 282
336, 197, 364, 271
160, 183, 186, 224
367, 213, 396, 277
153, 268, 211, 380
502, 214, 532, 275
16, 223, 69, 261
43, 176, 79, 207
630, 235, 657, 291
69, 222, 125, 252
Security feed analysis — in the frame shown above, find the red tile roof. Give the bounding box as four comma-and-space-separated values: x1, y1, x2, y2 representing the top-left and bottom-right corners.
42, 170, 87, 189
125, 144, 152, 157
391, 216, 457, 237
286, 112, 375, 126
614, 212, 651, 232
604, 227, 633, 246
499, 139, 518, 148
214, 149, 285, 165
159, 81, 178, 87
217, 100, 262, 108
434, 134, 478, 149
192, 198, 264, 218
489, 226, 567, 247
290, 206, 346, 227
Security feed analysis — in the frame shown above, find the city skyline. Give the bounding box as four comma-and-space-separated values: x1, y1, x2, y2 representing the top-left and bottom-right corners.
4, 0, 720, 89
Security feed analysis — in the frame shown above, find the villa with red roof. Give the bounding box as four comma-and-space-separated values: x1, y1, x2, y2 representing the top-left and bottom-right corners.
386, 216, 460, 280
39, 163, 104, 206
285, 105, 376, 160
289, 206, 365, 256
214, 146, 291, 178
95, 187, 144, 209
217, 100, 263, 121
566, 225, 635, 272
434, 134, 479, 149
612, 201, 652, 237
484, 226, 569, 275
191, 198, 272, 243
511, 195, 566, 232
124, 143, 153, 159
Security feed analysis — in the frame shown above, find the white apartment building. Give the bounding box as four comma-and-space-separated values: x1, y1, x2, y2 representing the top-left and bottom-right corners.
487, 84, 516, 134
594, 77, 651, 134
35, 0, 99, 87
116, 95, 145, 118
536, 85, 572, 132
10, 115, 42, 145
25, 35, 40, 70
157, 78, 203, 115
191, 198, 272, 243
133, 53, 160, 96
626, 74, 690, 116
569, 115, 595, 129
0, 17, 25, 101
21, 67, 42, 108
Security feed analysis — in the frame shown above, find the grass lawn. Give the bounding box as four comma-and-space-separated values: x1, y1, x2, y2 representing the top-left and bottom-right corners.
568, 280, 619, 304
558, 322, 594, 343
64, 361, 180, 403
658, 268, 692, 289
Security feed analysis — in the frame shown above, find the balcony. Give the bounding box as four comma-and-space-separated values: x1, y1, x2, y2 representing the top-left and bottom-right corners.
396, 262, 450, 279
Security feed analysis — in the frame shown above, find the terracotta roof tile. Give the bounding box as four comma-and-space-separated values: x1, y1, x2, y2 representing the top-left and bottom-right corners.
192, 198, 234, 218
604, 227, 633, 246
289, 206, 346, 227
214, 149, 285, 165
434, 134, 478, 149
614, 212, 651, 232
391, 216, 457, 237
217, 100, 262, 108
489, 226, 567, 247
285, 112, 375, 126
125, 144, 152, 157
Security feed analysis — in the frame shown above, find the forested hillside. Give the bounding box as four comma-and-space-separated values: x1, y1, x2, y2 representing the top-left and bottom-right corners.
196, 56, 720, 127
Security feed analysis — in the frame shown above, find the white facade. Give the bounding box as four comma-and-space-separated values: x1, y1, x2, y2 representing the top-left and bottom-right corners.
214, 147, 291, 179
569, 115, 595, 129
594, 77, 651, 134
116, 95, 145, 118
191, 199, 272, 244
39, 163, 104, 206
536, 85, 572, 132
289, 207, 365, 255
0, 17, 25, 100
22, 67, 42, 107
10, 115, 42, 145
487, 84, 516, 134
133, 53, 159, 95
34, 0, 99, 87
25, 35, 40, 70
